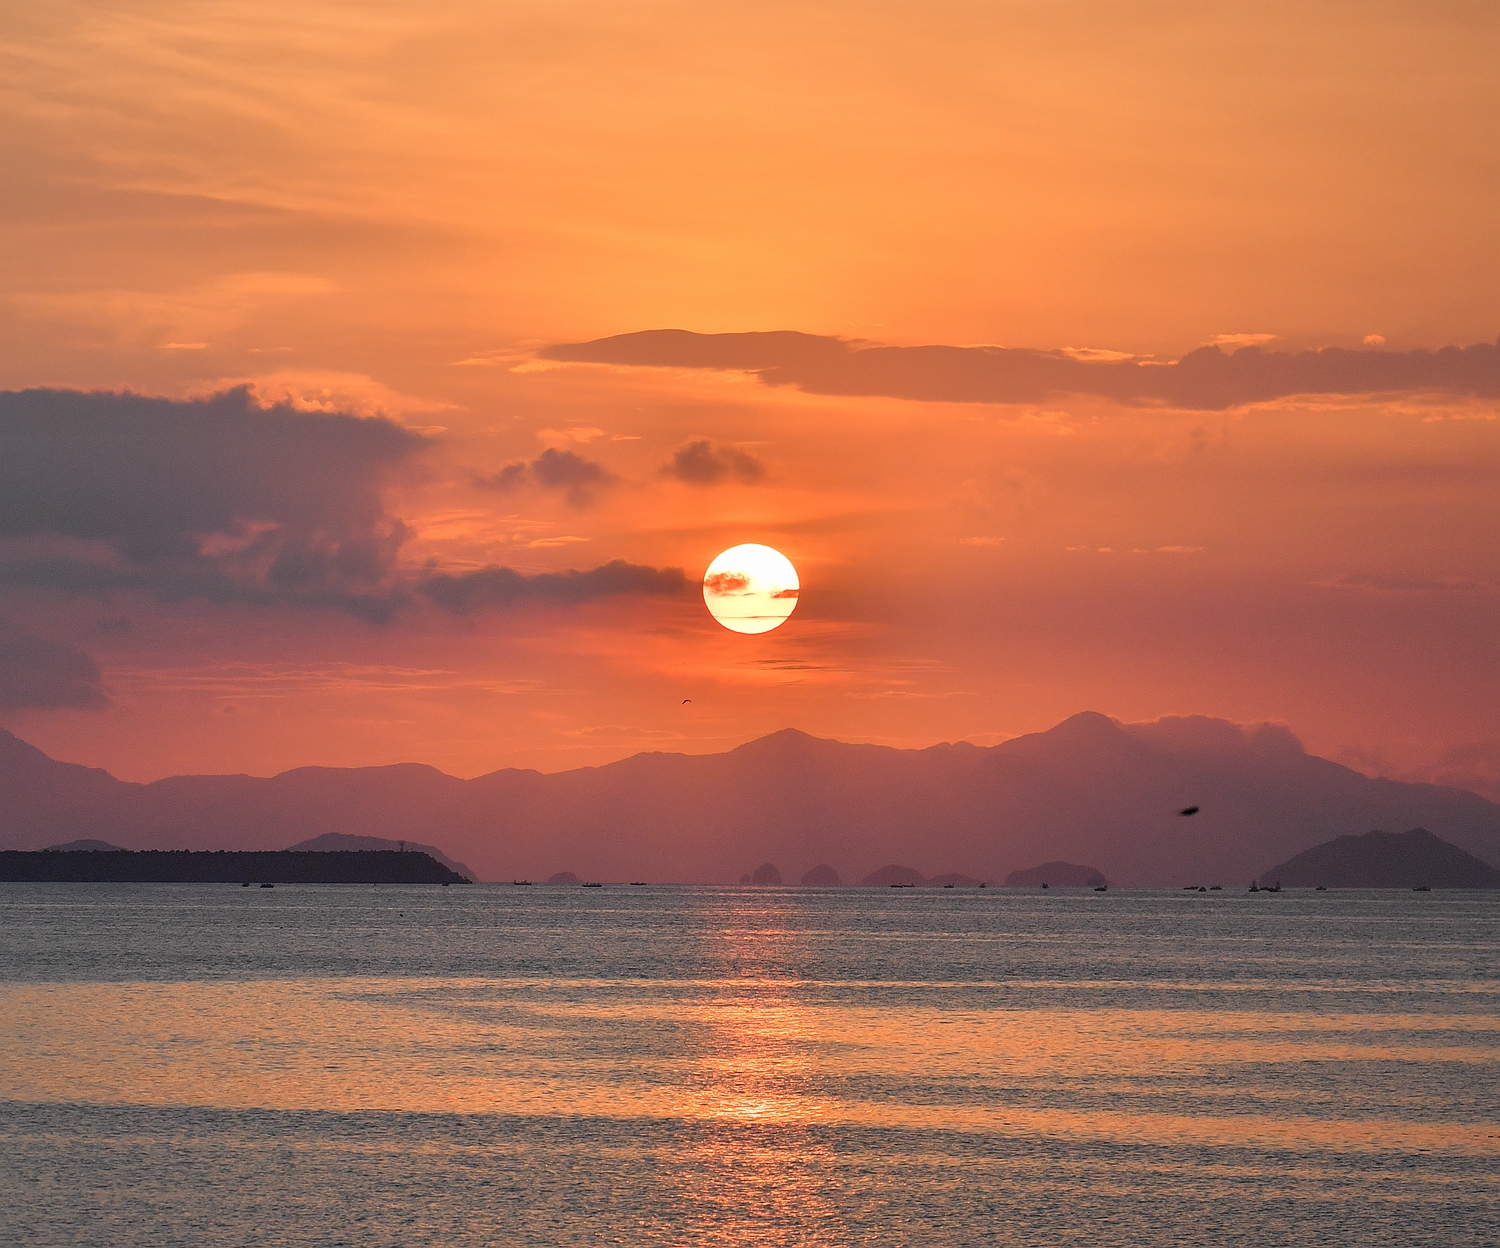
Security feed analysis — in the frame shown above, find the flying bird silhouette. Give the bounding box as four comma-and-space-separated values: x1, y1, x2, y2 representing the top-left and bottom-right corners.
1179, 806, 1200, 816
682, 698, 692, 704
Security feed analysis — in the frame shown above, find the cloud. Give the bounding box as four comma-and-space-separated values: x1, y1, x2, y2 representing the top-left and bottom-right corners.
0, 623, 108, 710
1340, 739, 1500, 803
1313, 572, 1496, 594
536, 426, 606, 445
0, 387, 426, 622
213, 371, 454, 422
1415, 741, 1500, 803
419, 559, 689, 614
663, 439, 764, 486
540, 329, 1500, 411
1122, 714, 1305, 758
1210, 333, 1278, 348
704, 571, 750, 595
477, 447, 617, 508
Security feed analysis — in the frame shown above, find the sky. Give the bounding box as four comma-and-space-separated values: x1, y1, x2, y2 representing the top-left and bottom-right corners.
1, 0, 1498, 795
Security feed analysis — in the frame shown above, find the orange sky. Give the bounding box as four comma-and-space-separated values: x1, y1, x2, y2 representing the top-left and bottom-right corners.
2, 1, 1498, 796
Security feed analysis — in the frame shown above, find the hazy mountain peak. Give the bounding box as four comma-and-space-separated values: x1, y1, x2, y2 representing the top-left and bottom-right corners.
1042, 711, 1128, 740
730, 727, 833, 756
998, 711, 1138, 757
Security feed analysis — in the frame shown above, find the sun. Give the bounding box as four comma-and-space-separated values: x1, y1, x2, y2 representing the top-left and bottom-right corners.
703, 544, 799, 634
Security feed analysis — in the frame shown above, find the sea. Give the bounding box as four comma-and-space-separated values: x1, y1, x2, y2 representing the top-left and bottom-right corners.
1, 883, 1497, 1247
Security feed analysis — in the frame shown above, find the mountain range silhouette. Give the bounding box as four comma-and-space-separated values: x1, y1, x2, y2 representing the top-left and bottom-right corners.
2, 712, 1498, 885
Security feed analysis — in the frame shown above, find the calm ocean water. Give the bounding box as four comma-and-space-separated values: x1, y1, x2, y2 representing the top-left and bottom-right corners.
1, 883, 1497, 1246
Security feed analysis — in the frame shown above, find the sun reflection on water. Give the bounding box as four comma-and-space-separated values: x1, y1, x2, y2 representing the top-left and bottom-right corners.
3, 886, 1500, 1244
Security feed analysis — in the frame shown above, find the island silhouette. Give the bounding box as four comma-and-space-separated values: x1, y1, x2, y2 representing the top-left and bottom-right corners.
1004, 862, 1109, 888
1258, 827, 1500, 889
0, 848, 468, 884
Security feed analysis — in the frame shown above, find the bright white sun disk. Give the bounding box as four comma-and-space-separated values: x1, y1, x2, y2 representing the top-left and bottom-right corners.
702, 544, 799, 634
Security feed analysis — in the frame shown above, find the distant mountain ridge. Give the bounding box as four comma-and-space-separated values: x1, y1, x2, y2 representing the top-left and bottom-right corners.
2, 713, 1499, 885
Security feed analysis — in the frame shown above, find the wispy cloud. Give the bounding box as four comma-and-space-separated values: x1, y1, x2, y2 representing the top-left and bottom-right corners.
107, 661, 541, 698
541, 329, 1500, 411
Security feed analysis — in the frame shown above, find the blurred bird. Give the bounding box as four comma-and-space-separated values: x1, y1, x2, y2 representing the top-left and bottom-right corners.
682, 698, 692, 704
1179, 806, 1200, 816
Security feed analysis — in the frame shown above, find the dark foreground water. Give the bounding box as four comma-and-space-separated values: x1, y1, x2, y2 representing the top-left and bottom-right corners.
1, 884, 1497, 1246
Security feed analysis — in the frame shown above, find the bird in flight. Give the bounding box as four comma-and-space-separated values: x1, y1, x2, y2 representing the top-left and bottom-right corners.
682, 698, 692, 704
1179, 806, 1200, 816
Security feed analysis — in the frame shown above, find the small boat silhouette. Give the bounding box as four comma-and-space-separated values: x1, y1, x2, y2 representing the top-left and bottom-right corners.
260, 883, 274, 889
1316, 885, 1327, 891
512, 880, 532, 886
1210, 885, 1222, 890
581, 881, 603, 888
630, 881, 647, 886
1248, 883, 1260, 892
1413, 885, 1431, 892
943, 883, 955, 888
1093, 885, 1107, 892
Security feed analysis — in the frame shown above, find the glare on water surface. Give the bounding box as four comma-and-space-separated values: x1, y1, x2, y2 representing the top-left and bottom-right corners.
1, 884, 1498, 1247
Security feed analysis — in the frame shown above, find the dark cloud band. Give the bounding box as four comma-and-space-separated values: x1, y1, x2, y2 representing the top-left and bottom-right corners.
663, 439, 764, 486
419, 559, 689, 614
541, 329, 1500, 411
477, 447, 617, 508
0, 386, 423, 620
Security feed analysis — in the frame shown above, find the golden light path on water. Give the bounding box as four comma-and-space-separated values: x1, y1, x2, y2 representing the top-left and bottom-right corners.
2, 978, 1498, 1155
703, 544, 799, 634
